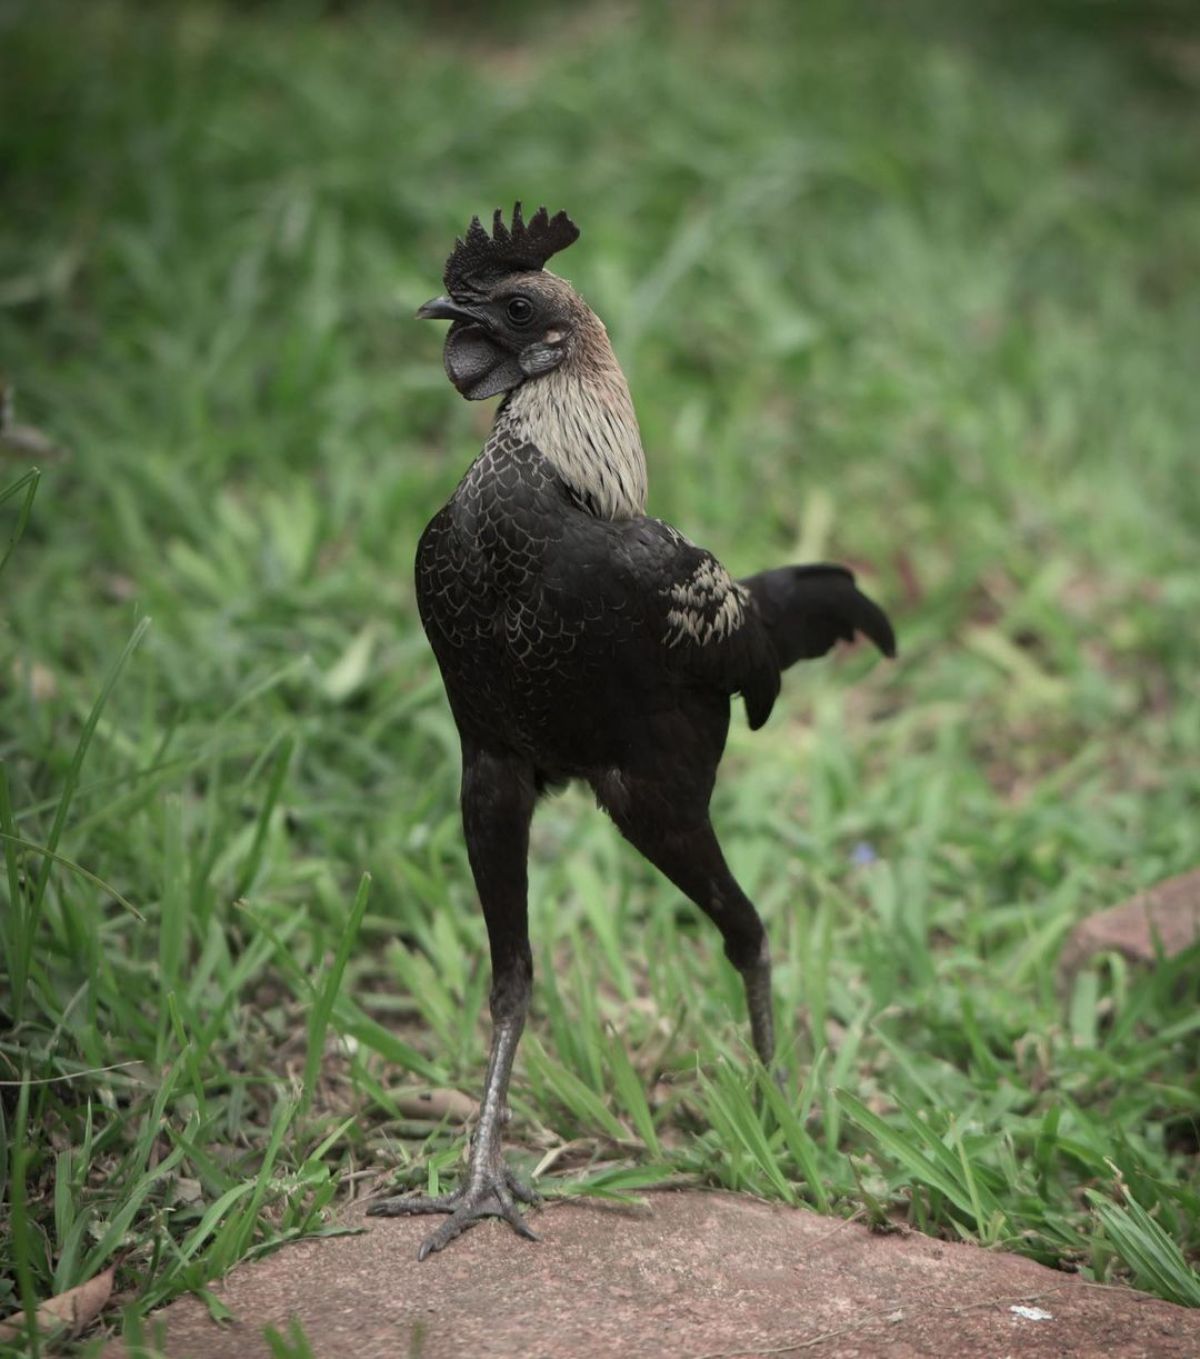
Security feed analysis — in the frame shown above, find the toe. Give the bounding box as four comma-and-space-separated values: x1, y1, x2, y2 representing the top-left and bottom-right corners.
417, 1201, 489, 1261
368, 1191, 458, 1218
503, 1203, 539, 1242
504, 1170, 541, 1206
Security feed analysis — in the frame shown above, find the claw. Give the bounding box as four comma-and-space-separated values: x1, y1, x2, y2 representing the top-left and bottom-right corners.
414, 1189, 539, 1261
368, 1167, 541, 1259
506, 1207, 539, 1242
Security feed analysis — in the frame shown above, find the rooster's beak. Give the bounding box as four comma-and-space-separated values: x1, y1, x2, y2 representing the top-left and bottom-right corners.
417, 296, 480, 323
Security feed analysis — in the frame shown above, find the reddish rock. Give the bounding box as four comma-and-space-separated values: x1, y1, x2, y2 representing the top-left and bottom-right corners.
102, 1191, 1199, 1358
1061, 867, 1200, 977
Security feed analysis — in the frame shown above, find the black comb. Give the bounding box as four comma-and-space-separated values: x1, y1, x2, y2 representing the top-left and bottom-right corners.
443, 203, 580, 297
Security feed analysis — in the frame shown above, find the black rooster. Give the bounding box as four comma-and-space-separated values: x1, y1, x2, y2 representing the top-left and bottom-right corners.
369, 206, 895, 1258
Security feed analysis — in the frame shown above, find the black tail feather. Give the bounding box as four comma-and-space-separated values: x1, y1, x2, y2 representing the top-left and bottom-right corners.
740, 564, 896, 672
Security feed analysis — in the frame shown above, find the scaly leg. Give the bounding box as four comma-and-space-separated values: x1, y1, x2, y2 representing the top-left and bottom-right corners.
368, 748, 541, 1259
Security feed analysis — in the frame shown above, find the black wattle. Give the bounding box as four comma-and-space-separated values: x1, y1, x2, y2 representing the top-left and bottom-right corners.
444, 324, 525, 401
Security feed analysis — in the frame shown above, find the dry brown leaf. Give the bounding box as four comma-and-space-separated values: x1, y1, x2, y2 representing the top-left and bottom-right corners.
0, 1266, 114, 1341
10, 658, 59, 702
391, 1087, 478, 1123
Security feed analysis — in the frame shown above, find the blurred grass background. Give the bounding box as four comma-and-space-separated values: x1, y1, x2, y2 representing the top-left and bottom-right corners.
2, 0, 1199, 1346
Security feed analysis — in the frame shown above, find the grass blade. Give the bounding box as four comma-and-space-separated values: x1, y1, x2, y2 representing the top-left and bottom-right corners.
0, 466, 40, 578
1089, 1192, 1200, 1308
233, 733, 294, 899
7, 1074, 41, 1357
837, 1090, 982, 1228
15, 616, 151, 1024
302, 872, 371, 1113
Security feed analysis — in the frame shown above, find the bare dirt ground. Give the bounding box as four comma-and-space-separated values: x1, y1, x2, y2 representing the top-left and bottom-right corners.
106, 1191, 1200, 1358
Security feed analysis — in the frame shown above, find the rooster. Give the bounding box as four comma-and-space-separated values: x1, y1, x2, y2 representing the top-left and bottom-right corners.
369, 205, 895, 1258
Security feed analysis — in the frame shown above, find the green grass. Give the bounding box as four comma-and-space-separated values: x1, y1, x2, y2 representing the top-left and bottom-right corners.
3, 0, 1200, 1347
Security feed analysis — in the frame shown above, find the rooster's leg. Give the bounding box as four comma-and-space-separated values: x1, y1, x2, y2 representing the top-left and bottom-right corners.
368, 748, 540, 1259
597, 786, 775, 1068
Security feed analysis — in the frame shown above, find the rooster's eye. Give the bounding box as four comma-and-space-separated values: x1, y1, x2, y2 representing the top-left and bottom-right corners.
506, 296, 534, 325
